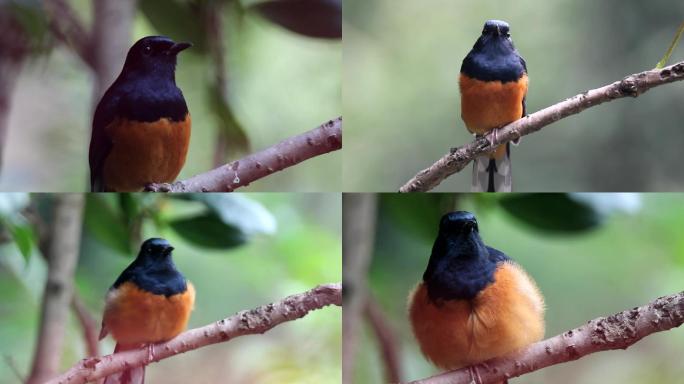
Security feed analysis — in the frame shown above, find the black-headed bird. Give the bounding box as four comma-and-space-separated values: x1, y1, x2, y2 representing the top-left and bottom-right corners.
460, 20, 528, 192
408, 212, 543, 382
89, 36, 192, 192
100, 238, 195, 384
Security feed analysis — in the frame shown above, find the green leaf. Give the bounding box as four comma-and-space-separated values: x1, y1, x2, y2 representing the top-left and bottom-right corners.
169, 213, 247, 249
138, 0, 207, 52
499, 193, 603, 233
119, 193, 142, 223
250, 0, 342, 39
8, 219, 35, 261
173, 194, 277, 235
84, 195, 132, 255
0, 241, 47, 301
207, 82, 251, 156
656, 21, 684, 69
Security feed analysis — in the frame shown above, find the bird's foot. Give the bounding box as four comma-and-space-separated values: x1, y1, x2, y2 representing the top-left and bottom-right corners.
488, 128, 500, 149
147, 344, 155, 363
468, 365, 483, 384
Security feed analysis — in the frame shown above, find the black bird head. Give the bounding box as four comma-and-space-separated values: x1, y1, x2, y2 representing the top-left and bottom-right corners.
138, 237, 175, 261
423, 211, 497, 301
122, 36, 192, 76
474, 19, 515, 52
482, 19, 510, 37
461, 19, 524, 82
439, 211, 479, 235
110, 237, 186, 297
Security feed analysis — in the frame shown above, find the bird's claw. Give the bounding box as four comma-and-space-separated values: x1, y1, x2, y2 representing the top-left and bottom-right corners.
147, 344, 155, 363
468, 366, 483, 384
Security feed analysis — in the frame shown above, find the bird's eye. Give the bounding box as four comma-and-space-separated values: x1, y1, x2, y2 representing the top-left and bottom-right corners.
143, 45, 152, 55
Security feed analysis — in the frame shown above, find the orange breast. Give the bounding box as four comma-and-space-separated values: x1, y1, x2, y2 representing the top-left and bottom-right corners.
408, 261, 544, 370
459, 75, 527, 159
102, 114, 191, 192
103, 281, 195, 348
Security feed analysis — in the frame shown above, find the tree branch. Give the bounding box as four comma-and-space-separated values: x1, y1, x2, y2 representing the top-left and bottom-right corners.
365, 293, 403, 383
27, 194, 85, 384
71, 294, 100, 358
91, 0, 138, 99
43, 0, 94, 68
146, 117, 342, 192
408, 290, 684, 384
342, 193, 377, 384
47, 283, 342, 384
399, 60, 684, 192
204, 0, 232, 166
0, 9, 30, 173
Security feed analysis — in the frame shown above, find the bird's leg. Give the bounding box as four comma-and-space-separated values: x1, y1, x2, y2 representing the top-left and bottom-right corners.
147, 343, 155, 363
468, 365, 484, 384
489, 128, 498, 149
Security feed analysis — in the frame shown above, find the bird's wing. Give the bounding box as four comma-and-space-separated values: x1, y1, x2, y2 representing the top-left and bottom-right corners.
89, 87, 120, 192
98, 320, 109, 340
520, 55, 528, 116
486, 246, 511, 263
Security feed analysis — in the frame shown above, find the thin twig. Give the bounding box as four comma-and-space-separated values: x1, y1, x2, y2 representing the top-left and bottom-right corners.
399, 60, 684, 192
4, 355, 25, 383
656, 21, 684, 68
43, 0, 94, 68
407, 290, 684, 384
71, 294, 100, 358
146, 117, 342, 192
47, 283, 342, 384
365, 294, 403, 383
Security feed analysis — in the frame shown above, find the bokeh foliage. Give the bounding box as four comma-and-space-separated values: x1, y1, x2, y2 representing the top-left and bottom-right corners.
0, 192, 342, 383
357, 193, 684, 383
343, 0, 684, 191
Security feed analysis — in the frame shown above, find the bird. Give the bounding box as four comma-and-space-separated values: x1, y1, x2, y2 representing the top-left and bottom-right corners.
89, 36, 192, 192
408, 211, 544, 382
460, 20, 528, 192
99, 238, 195, 384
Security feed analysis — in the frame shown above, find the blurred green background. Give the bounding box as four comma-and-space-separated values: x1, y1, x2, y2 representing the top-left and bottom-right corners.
0, 0, 341, 192
355, 193, 684, 383
343, 0, 684, 191
0, 192, 341, 383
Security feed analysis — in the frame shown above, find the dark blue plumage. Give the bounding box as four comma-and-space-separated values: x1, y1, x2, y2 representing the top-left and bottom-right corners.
422, 211, 509, 302
112, 238, 187, 297
89, 36, 191, 191
460, 20, 527, 83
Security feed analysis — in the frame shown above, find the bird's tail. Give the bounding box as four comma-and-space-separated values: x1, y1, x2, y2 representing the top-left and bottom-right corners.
103, 344, 145, 384
471, 142, 512, 192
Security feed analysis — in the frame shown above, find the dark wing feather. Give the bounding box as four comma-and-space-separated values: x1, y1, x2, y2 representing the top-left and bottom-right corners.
486, 246, 511, 264
89, 86, 120, 192
520, 55, 527, 116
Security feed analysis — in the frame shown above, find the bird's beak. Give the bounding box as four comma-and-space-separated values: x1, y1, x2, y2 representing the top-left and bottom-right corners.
163, 246, 175, 255
495, 25, 501, 36
167, 42, 192, 55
